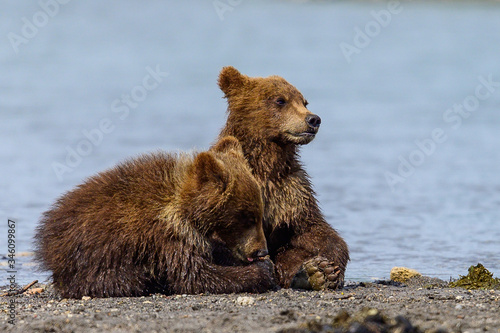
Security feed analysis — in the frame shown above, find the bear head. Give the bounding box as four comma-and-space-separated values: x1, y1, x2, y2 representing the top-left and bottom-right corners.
180, 136, 268, 264
218, 66, 321, 145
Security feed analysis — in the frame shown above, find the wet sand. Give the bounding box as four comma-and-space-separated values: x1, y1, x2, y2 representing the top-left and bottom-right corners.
1, 278, 499, 333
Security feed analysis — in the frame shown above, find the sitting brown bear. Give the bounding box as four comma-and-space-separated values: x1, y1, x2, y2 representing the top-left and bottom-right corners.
215, 67, 350, 290
34, 136, 276, 298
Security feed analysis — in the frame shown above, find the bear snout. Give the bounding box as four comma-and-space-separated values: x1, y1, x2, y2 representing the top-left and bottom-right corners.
306, 114, 321, 129
246, 248, 269, 262
252, 248, 269, 258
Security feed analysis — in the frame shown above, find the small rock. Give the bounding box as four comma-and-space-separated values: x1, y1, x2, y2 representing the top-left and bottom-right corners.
236, 296, 255, 306
390, 267, 422, 283
81, 296, 91, 301
26, 287, 44, 295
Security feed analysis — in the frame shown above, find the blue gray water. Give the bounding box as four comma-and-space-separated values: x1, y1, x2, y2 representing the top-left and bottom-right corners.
1, 1, 499, 285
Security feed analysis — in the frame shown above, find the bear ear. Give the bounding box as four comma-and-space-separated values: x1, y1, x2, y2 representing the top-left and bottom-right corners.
192, 152, 230, 193
211, 136, 244, 158
218, 66, 248, 97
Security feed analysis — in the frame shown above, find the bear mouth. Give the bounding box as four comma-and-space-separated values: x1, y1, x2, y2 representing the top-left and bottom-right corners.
234, 249, 254, 264
287, 131, 317, 139
297, 132, 316, 137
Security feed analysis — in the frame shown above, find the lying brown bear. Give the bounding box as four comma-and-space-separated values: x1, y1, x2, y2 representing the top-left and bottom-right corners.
34, 136, 276, 298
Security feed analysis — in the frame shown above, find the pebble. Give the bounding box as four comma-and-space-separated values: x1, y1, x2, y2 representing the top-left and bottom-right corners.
81, 296, 91, 301
236, 296, 255, 306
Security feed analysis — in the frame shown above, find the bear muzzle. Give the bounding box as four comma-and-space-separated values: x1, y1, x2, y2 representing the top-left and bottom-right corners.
295, 114, 321, 138
246, 248, 269, 262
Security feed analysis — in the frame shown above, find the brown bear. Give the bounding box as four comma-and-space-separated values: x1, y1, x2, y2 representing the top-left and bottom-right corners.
215, 67, 349, 290
34, 136, 276, 298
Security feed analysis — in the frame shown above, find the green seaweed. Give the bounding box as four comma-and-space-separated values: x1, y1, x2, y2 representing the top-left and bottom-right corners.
279, 308, 427, 333
449, 263, 500, 290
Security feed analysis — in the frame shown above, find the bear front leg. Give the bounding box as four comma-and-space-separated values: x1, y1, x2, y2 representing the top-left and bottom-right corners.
182, 258, 276, 294
164, 246, 277, 295
272, 222, 349, 291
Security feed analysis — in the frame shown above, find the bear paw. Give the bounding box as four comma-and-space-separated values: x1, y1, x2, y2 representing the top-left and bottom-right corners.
255, 257, 279, 291
256, 256, 275, 273
290, 256, 343, 291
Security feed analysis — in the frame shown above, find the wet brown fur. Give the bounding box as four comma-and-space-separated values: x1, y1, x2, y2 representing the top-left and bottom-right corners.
216, 67, 349, 288
34, 137, 276, 298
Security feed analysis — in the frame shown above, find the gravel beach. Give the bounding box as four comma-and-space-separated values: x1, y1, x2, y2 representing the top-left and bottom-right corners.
1, 278, 499, 333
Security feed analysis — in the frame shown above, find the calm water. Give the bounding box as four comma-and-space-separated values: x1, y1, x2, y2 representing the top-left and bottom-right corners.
1, 1, 499, 285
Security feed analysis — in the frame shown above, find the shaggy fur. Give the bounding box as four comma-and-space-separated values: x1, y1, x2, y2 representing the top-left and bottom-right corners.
35, 137, 276, 298
216, 67, 349, 290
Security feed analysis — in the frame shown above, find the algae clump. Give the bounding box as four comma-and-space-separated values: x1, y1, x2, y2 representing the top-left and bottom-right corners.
290, 308, 426, 333
449, 263, 500, 290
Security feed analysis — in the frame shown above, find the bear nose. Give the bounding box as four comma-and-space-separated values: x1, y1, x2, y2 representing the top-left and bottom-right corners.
306, 114, 321, 128
252, 249, 269, 258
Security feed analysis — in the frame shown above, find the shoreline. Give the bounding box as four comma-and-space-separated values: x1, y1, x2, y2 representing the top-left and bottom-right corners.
1, 278, 499, 333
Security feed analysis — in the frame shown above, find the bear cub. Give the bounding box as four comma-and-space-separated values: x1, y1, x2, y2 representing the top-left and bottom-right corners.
35, 136, 276, 298
216, 67, 349, 290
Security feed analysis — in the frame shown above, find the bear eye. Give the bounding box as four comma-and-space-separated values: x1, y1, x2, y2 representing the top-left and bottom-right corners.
275, 98, 286, 106
304, 100, 309, 107
238, 212, 256, 227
